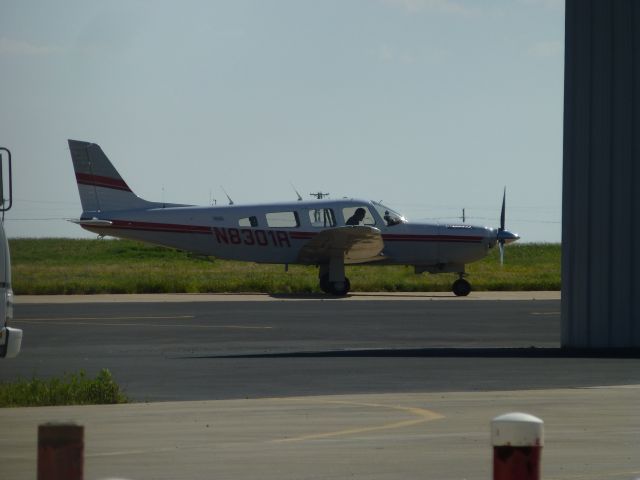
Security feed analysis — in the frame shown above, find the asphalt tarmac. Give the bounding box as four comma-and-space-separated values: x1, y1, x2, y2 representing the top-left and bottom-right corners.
4, 293, 640, 401
2, 293, 640, 480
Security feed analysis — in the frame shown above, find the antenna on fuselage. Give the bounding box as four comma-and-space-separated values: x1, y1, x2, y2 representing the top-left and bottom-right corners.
310, 192, 330, 200
220, 186, 234, 205
461, 208, 466, 223
209, 189, 217, 206
290, 183, 303, 201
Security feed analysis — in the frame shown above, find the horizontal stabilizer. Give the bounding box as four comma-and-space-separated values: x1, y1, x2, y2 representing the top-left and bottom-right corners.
68, 218, 114, 227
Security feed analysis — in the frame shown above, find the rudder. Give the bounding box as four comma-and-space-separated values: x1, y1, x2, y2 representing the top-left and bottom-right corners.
69, 140, 156, 213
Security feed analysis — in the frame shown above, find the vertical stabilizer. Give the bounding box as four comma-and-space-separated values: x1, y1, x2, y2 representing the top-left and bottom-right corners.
68, 140, 157, 213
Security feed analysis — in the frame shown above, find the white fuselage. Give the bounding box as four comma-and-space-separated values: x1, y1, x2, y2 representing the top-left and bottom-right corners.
81, 198, 497, 268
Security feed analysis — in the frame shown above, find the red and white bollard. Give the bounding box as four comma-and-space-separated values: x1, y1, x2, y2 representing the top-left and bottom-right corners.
37, 423, 84, 480
491, 412, 544, 480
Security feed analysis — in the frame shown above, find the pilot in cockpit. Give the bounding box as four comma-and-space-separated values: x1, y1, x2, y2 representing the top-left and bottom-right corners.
346, 208, 366, 225
383, 211, 398, 226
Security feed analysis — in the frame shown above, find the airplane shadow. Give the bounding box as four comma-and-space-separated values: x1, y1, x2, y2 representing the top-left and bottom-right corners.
268, 293, 456, 300
269, 293, 338, 300
349, 293, 457, 299
183, 347, 640, 360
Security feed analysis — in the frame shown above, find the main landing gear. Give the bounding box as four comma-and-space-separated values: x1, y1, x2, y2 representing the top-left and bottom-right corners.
318, 261, 351, 296
452, 274, 471, 297
320, 273, 351, 296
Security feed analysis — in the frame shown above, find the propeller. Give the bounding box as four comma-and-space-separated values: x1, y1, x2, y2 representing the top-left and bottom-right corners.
496, 187, 520, 265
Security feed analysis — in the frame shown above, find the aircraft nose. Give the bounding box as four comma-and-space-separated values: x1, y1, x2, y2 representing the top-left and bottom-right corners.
498, 230, 520, 245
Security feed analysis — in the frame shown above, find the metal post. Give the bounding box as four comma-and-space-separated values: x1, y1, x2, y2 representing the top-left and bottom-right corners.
491, 413, 544, 480
37, 423, 84, 480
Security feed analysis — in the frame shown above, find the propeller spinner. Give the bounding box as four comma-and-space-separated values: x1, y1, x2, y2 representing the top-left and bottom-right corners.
496, 187, 520, 265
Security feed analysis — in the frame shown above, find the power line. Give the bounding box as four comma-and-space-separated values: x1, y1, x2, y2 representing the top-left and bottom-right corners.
4, 217, 67, 221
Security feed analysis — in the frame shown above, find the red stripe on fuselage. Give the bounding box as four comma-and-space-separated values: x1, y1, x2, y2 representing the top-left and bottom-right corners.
76, 173, 131, 192
86, 220, 484, 244
289, 232, 316, 240
105, 220, 211, 234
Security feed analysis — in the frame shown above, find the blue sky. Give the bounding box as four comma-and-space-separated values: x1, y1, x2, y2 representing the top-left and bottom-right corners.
0, 0, 564, 241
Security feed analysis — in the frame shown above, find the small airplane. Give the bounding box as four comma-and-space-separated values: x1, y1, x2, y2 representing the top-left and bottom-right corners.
68, 140, 520, 296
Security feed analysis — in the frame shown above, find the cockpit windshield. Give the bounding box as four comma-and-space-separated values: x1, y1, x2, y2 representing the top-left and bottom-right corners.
372, 201, 407, 227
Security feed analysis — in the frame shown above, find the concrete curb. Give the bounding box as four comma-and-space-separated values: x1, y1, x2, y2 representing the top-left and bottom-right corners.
14, 291, 561, 304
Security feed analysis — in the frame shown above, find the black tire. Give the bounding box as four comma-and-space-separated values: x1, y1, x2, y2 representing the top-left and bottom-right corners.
330, 277, 351, 296
320, 276, 351, 296
319, 273, 331, 293
452, 278, 471, 297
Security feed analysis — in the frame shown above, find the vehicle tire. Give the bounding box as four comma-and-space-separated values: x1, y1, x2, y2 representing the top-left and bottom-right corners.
452, 278, 471, 297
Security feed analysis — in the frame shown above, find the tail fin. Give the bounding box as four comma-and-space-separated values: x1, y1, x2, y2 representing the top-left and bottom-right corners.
69, 140, 158, 213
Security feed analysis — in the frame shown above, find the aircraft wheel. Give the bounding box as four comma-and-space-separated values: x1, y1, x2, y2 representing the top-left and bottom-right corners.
319, 274, 331, 294
329, 277, 351, 296
452, 278, 471, 297
319, 274, 351, 295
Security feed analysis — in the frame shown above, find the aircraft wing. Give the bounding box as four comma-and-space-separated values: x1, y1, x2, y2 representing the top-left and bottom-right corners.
296, 226, 384, 264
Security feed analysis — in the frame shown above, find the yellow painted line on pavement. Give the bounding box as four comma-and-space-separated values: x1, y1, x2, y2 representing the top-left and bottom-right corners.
548, 468, 640, 480
87, 447, 177, 458
272, 400, 444, 443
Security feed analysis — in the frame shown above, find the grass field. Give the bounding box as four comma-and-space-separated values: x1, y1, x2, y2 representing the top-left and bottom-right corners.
10, 238, 560, 294
0, 369, 127, 407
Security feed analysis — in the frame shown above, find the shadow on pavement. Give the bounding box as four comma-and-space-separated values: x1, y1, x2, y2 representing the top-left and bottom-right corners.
185, 347, 640, 359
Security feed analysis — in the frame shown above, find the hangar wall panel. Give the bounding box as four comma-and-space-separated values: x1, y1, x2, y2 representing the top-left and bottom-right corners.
562, 0, 640, 348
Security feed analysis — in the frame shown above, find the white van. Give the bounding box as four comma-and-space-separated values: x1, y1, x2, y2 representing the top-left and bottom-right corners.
0, 219, 20, 358
0, 147, 21, 358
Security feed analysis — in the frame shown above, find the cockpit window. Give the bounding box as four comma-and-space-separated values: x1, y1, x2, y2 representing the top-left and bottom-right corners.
372, 201, 407, 227
343, 206, 376, 226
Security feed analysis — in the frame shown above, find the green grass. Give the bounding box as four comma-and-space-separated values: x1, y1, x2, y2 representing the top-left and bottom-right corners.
0, 369, 128, 407
10, 238, 560, 294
